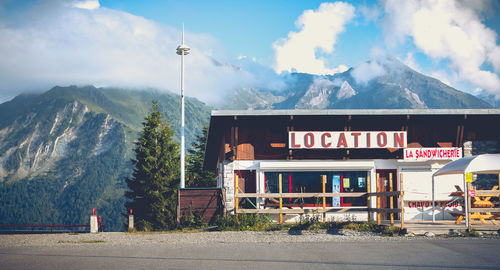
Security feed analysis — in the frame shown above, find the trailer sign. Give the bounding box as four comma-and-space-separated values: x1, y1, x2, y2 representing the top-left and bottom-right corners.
289, 131, 406, 149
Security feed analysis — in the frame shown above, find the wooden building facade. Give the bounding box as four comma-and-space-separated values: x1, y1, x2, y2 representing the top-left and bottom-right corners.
203, 109, 500, 222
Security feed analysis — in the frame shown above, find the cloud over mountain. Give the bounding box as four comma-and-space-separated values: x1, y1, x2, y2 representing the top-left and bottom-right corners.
381, 0, 500, 98
272, 2, 355, 75
0, 0, 259, 104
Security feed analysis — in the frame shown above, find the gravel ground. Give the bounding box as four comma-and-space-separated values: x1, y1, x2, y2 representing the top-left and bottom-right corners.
1, 229, 498, 248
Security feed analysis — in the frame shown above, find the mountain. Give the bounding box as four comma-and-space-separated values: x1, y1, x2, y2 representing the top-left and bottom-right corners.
0, 86, 211, 231
224, 57, 492, 109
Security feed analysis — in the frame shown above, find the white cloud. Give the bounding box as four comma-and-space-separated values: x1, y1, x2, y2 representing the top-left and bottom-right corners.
272, 2, 355, 75
359, 4, 381, 22
351, 60, 385, 85
381, 0, 500, 97
0, 0, 260, 104
403, 52, 421, 72
351, 48, 392, 84
73, 0, 100, 10
430, 70, 453, 86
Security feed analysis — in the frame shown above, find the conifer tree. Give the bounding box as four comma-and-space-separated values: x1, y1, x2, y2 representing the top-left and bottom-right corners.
125, 101, 180, 231
186, 126, 216, 187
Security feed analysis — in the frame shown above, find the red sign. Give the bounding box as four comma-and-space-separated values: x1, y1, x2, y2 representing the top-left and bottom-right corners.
404, 148, 462, 161
468, 190, 476, 197
407, 201, 459, 208
289, 131, 407, 149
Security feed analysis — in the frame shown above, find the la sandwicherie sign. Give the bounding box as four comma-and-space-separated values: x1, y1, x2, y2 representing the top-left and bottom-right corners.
289, 131, 407, 149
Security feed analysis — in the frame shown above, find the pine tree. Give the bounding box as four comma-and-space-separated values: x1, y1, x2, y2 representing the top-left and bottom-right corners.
125, 101, 180, 231
186, 126, 216, 187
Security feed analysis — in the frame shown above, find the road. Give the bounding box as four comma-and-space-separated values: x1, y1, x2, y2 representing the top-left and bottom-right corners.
1, 236, 500, 269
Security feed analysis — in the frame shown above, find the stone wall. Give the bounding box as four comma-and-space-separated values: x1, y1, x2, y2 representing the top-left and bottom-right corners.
222, 161, 235, 214
463, 140, 500, 156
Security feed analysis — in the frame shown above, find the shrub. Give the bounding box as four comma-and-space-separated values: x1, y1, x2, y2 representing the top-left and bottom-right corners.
180, 208, 208, 229
212, 214, 272, 231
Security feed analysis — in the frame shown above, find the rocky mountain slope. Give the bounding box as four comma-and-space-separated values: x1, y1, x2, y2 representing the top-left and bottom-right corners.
0, 86, 211, 231
224, 57, 492, 109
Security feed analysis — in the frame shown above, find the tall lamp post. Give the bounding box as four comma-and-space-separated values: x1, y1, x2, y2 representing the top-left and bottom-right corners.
176, 25, 190, 189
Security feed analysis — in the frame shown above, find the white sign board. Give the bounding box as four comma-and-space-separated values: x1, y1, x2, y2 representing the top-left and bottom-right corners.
289, 131, 406, 149
403, 148, 462, 161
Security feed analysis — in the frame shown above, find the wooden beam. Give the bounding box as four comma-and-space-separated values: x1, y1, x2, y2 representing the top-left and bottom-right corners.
390, 172, 394, 225
469, 208, 500, 213
467, 182, 472, 231
234, 126, 238, 160
236, 207, 374, 214
315, 207, 369, 213
474, 190, 500, 196
235, 173, 239, 218
367, 174, 371, 222
322, 175, 326, 223
400, 172, 405, 230
368, 208, 402, 213
367, 191, 402, 197
459, 125, 465, 147
235, 192, 368, 198
377, 173, 381, 225
279, 173, 283, 224
237, 209, 304, 214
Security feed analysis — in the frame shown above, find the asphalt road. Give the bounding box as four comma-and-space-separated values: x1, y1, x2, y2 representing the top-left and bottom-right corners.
1, 238, 500, 269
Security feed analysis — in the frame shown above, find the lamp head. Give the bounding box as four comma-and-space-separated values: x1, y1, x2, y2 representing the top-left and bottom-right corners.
176, 44, 190, 55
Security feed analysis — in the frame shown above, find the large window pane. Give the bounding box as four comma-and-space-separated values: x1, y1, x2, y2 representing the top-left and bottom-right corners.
264, 171, 368, 207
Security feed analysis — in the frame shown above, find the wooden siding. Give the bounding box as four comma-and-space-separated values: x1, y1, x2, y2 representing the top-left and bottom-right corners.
217, 114, 500, 162
178, 188, 223, 223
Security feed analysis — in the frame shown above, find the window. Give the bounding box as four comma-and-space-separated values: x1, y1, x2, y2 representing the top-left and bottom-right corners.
264, 171, 368, 207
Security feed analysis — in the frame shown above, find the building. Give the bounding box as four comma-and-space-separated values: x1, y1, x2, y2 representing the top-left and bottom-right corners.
203, 109, 500, 222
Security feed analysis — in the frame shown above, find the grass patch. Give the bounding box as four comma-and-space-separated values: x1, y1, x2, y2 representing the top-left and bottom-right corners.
58, 240, 105, 244
461, 230, 480, 237
212, 214, 279, 231
202, 214, 405, 236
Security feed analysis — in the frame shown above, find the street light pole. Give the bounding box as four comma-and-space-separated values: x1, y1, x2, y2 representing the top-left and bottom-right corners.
176, 24, 190, 189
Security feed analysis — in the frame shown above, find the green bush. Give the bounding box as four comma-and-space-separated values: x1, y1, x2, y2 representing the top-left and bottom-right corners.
180, 209, 208, 229
136, 220, 153, 232
462, 229, 480, 237
212, 214, 273, 231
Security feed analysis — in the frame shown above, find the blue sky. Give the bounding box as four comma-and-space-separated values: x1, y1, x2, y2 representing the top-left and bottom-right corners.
0, 0, 499, 104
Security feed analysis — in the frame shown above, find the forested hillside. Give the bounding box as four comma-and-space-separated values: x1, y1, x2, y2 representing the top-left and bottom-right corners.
0, 86, 211, 231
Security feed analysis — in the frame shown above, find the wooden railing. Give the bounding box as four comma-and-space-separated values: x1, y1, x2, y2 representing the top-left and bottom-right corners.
234, 173, 404, 229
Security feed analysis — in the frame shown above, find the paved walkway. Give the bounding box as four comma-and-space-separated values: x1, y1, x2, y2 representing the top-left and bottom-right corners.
382, 220, 500, 234
1, 232, 500, 269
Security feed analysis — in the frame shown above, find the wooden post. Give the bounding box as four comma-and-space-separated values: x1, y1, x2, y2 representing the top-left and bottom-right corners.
279, 173, 283, 224
377, 173, 381, 225
177, 190, 181, 223
235, 173, 239, 218
389, 172, 394, 226
322, 175, 326, 223
367, 174, 371, 222
400, 172, 404, 230
467, 181, 472, 231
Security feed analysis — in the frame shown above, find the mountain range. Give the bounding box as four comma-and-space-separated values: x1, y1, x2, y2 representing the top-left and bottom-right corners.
0, 58, 496, 231
225, 57, 492, 109
0, 86, 210, 231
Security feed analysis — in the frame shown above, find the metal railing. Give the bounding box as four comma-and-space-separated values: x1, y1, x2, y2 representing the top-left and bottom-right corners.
0, 224, 90, 233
